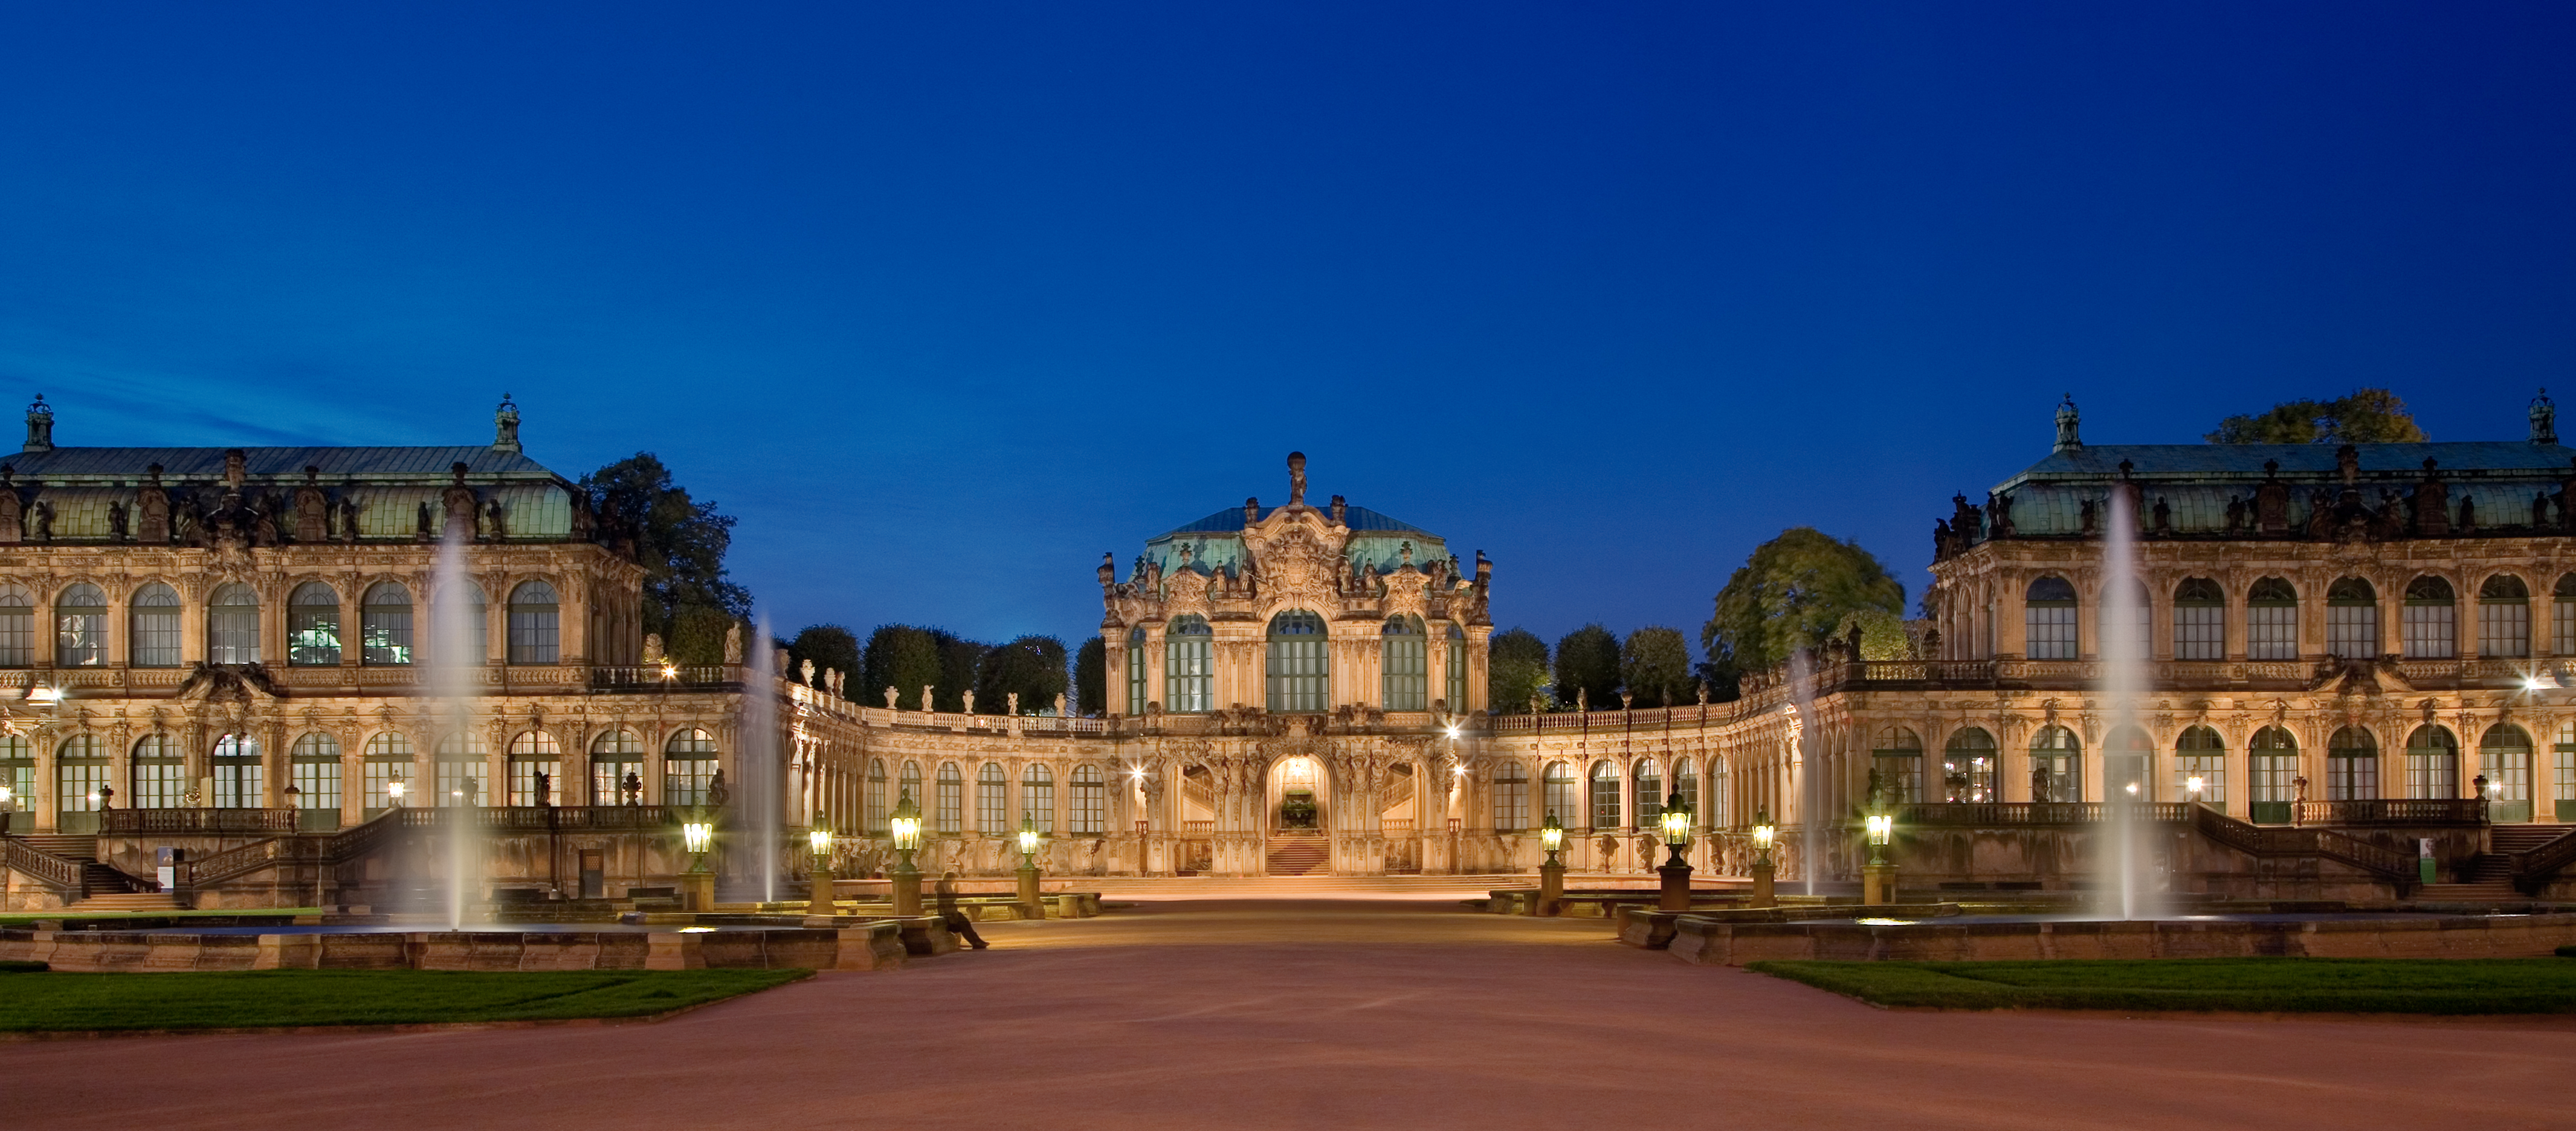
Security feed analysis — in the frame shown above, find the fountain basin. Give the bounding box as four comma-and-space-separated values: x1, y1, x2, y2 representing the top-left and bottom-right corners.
0, 918, 934, 973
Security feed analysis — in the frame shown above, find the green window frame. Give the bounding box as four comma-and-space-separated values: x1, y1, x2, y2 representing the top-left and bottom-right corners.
1266, 610, 1328, 714
289, 582, 341, 666
1381, 615, 1425, 711
1164, 616, 1212, 713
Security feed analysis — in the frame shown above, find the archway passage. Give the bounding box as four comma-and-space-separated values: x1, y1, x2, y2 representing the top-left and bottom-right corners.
1267, 755, 1329, 875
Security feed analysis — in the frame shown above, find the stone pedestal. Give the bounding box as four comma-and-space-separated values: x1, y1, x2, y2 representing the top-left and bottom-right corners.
890, 865, 923, 917
1537, 860, 1565, 915
809, 862, 836, 916
1863, 862, 1897, 906
1658, 862, 1694, 912
1017, 864, 1042, 917
679, 869, 715, 912
1749, 857, 1776, 908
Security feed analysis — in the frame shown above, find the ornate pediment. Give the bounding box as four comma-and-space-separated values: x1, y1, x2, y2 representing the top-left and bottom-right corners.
1243, 514, 1346, 619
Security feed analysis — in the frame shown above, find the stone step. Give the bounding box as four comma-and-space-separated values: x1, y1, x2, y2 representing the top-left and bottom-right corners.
14, 835, 97, 860
2413, 882, 2523, 901
2493, 825, 2573, 852
67, 891, 186, 912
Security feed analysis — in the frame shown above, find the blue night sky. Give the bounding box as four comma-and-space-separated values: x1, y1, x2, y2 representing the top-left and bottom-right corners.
2, 4, 2571, 655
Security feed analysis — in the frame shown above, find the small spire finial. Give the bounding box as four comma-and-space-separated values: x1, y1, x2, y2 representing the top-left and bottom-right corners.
2053, 395, 2082, 453
494, 393, 523, 453
22, 393, 53, 454
2532, 387, 2558, 445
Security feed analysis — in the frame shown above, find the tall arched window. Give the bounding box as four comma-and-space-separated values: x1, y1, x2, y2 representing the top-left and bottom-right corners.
506, 581, 559, 664
363, 582, 414, 665
2029, 726, 2082, 803
2556, 573, 2576, 656
1126, 627, 1146, 715
935, 762, 963, 834
212, 733, 262, 808
976, 762, 1007, 834
0, 583, 33, 667
435, 732, 489, 807
1070, 764, 1105, 834
2326, 578, 2380, 659
1589, 760, 1622, 830
2405, 725, 2460, 800
206, 582, 258, 665
290, 732, 342, 829
899, 760, 922, 814
1494, 760, 1529, 831
1164, 615, 1212, 713
131, 733, 184, 809
866, 759, 889, 833
508, 730, 561, 806
55, 735, 108, 833
2483, 724, 2536, 822
2106, 725, 2152, 800
363, 732, 413, 815
1267, 610, 1328, 713
2097, 579, 2149, 660
2247, 578, 2299, 660
1543, 761, 1576, 828
2024, 577, 2077, 660
1022, 763, 1054, 833
2327, 727, 2378, 802
2248, 727, 2297, 823
128, 583, 180, 667
2401, 576, 2456, 659
1943, 727, 2000, 802
592, 729, 643, 806
0, 734, 30, 821
1707, 756, 1730, 827
435, 581, 487, 666
1444, 624, 1467, 709
1381, 615, 1426, 710
56, 582, 106, 666
2174, 726, 2226, 806
1872, 726, 1923, 804
2479, 575, 2531, 659
2557, 723, 2576, 823
663, 729, 718, 807
1633, 758, 1664, 825
2173, 578, 2224, 661
288, 582, 341, 666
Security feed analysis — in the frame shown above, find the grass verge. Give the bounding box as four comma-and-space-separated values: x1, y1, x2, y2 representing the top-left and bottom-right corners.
0, 967, 810, 1033
0, 909, 328, 926
1747, 958, 2576, 1014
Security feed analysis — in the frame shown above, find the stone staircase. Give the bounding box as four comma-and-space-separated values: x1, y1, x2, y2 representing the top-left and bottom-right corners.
2492, 824, 2573, 854
15, 834, 99, 859
4, 834, 169, 907
2412, 826, 2574, 902
1265, 833, 1327, 877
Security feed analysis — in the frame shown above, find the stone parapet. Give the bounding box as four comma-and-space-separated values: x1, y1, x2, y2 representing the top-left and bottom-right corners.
1667, 912, 2576, 965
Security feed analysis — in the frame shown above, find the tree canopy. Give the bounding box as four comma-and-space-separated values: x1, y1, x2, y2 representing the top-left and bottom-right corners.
858, 625, 944, 710
581, 453, 752, 643
1551, 624, 1621, 710
976, 635, 1069, 714
2206, 388, 2427, 444
785, 624, 862, 684
1619, 626, 1694, 707
1072, 637, 1106, 717
1701, 527, 1906, 682
1487, 628, 1551, 714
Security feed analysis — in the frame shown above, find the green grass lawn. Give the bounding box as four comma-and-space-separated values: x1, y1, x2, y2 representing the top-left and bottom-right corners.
0, 967, 810, 1032
1748, 958, 2576, 1014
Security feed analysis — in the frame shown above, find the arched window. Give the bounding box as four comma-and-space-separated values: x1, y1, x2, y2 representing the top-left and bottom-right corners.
434, 732, 489, 807
2482, 724, 2536, 822
976, 762, 1007, 834
2173, 578, 2224, 661
0, 583, 34, 667
1943, 727, 2000, 802
2097, 579, 2149, 660
362, 582, 414, 666
435, 581, 487, 666
2404, 725, 2460, 800
1070, 764, 1105, 834
1022, 763, 1054, 833
1633, 758, 1664, 825
1872, 726, 1923, 804
507, 730, 561, 806
2326, 578, 2380, 659
899, 760, 922, 816
2479, 575, 2531, 659
663, 729, 717, 807
55, 735, 108, 833
0, 734, 29, 822
290, 733, 342, 828
2556, 573, 2576, 656
212, 733, 262, 808
866, 759, 889, 833
1708, 756, 1731, 827
935, 762, 963, 834
506, 581, 559, 664
1445, 624, 1468, 710
207, 582, 258, 665
1543, 761, 1577, 828
592, 729, 643, 806
2248, 727, 2297, 823
2327, 727, 2378, 802
128, 583, 180, 667
1381, 615, 1427, 711
1494, 761, 1529, 831
2401, 576, 2456, 659
2024, 577, 2077, 660
56, 582, 106, 666
363, 732, 414, 815
1164, 615, 1212, 713
288, 582, 340, 666
2247, 578, 2299, 660
1126, 627, 1146, 715
2106, 725, 2152, 801
1267, 610, 1328, 713
2175, 726, 2226, 805
1673, 758, 1699, 827
1589, 759, 1621, 830
2029, 726, 2081, 803
2557, 723, 2576, 823
131, 733, 184, 809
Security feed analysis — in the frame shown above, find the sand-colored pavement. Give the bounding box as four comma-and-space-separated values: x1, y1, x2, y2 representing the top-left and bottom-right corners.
15, 900, 2576, 1130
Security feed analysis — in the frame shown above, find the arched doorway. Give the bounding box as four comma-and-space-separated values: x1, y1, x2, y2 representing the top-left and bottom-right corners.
1265, 754, 1330, 876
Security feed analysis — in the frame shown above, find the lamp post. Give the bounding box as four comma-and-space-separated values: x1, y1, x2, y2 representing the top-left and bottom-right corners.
889, 788, 924, 917
679, 808, 716, 912
1656, 790, 1694, 912
806, 812, 836, 917
387, 777, 407, 808
1537, 810, 1566, 914
1862, 804, 1897, 906
1750, 807, 1777, 909
1016, 811, 1044, 918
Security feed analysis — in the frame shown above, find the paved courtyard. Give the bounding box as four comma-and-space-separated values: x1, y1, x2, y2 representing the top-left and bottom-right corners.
18, 900, 2576, 1130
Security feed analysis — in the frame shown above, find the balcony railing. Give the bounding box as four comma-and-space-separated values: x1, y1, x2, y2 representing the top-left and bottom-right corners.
1899, 802, 2192, 826
100, 808, 298, 835
2293, 799, 2488, 826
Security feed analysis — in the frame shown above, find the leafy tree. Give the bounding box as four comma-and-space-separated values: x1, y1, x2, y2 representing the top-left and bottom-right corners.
665, 605, 737, 666
1832, 609, 1913, 661
1487, 628, 1551, 714
1073, 637, 1106, 717
936, 631, 987, 712
581, 454, 752, 640
1619, 626, 1694, 707
1701, 527, 1906, 678
786, 624, 862, 685
859, 625, 943, 710
2206, 388, 2428, 444
976, 635, 1069, 714
1551, 624, 1622, 710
